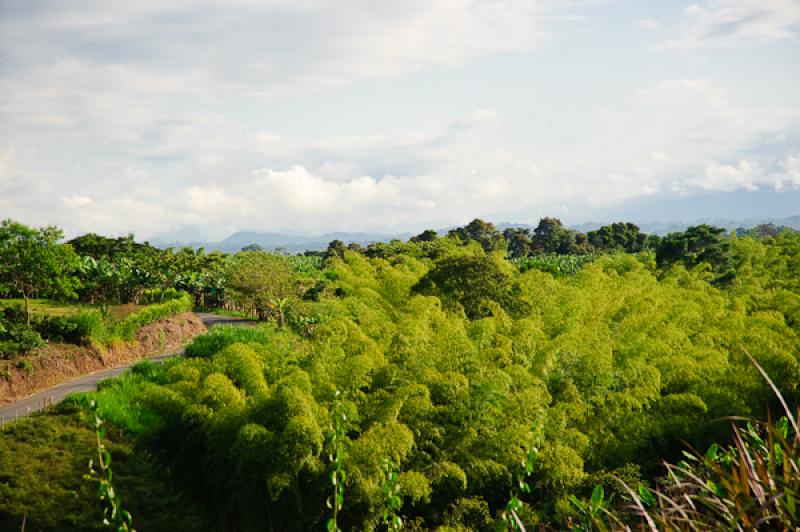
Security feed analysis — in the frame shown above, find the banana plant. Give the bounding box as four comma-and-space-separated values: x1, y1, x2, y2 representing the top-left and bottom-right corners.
268, 297, 290, 327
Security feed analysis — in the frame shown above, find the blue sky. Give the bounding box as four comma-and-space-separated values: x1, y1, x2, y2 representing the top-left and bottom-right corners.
0, 0, 798, 239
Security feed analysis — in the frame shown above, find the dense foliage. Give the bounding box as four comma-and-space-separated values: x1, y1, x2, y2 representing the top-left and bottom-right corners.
56, 226, 800, 530
224, 251, 299, 323
1, 219, 227, 314
0, 401, 213, 531
0, 294, 194, 358
0, 219, 78, 323
3, 216, 800, 529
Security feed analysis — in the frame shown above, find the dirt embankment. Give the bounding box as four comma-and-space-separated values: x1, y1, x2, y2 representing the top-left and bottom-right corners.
0, 312, 206, 405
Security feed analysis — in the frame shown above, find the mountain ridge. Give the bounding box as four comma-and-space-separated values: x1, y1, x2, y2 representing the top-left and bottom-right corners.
149, 216, 800, 252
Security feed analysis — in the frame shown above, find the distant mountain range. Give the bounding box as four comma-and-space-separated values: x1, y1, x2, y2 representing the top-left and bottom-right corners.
149, 216, 800, 253
150, 231, 413, 253
570, 215, 800, 236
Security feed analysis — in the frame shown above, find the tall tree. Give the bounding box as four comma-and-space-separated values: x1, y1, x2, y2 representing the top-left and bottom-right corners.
412, 255, 528, 319
324, 240, 348, 263
0, 219, 78, 323
447, 219, 506, 252
587, 222, 647, 253
531, 217, 586, 255
224, 251, 298, 321
503, 227, 533, 258
656, 224, 730, 273
410, 229, 438, 243
76, 256, 133, 315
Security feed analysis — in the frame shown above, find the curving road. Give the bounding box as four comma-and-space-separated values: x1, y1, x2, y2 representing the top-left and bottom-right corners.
0, 312, 252, 425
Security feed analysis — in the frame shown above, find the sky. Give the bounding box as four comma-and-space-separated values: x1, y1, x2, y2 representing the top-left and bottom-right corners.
0, 0, 799, 240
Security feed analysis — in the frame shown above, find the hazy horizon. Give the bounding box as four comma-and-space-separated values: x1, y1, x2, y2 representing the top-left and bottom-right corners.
1, 1, 798, 240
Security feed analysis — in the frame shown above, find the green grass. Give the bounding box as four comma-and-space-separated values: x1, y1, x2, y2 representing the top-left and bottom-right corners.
72, 361, 169, 435
0, 401, 214, 531
205, 307, 259, 320
184, 323, 273, 358
1, 293, 194, 360
104, 293, 194, 343
0, 299, 142, 319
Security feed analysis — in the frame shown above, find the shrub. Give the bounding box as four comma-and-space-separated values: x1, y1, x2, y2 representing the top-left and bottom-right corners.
412, 255, 530, 319
16, 358, 34, 376
184, 324, 272, 358
110, 292, 193, 341
212, 343, 267, 396
0, 305, 45, 358
201, 372, 244, 410
69, 311, 104, 341
512, 254, 595, 276
0, 303, 27, 324
33, 315, 78, 342
138, 288, 183, 304
34, 311, 102, 344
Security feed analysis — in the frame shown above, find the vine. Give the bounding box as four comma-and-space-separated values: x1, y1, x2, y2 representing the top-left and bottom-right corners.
84, 400, 135, 532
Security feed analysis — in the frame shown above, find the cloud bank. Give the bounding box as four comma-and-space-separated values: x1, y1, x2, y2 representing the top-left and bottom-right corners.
0, 1, 798, 238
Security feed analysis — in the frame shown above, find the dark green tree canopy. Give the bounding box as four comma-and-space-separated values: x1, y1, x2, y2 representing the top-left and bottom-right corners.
587, 222, 647, 253
447, 219, 506, 252
503, 227, 533, 258
412, 255, 528, 318
410, 229, 439, 243
735, 223, 791, 239
67, 232, 158, 260
656, 224, 730, 273
324, 240, 347, 262
531, 217, 587, 255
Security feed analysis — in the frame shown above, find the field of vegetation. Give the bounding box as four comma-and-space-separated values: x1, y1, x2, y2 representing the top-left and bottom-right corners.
1, 217, 799, 530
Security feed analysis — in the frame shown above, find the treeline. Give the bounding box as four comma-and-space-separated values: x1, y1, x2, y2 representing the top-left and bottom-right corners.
3, 215, 791, 358
329, 217, 792, 286
0, 220, 226, 320
4, 215, 789, 319
0, 220, 223, 357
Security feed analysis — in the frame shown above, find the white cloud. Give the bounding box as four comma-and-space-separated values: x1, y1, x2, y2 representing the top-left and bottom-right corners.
688, 154, 800, 192
0, 151, 11, 184
3, 100, 797, 238
584, 167, 662, 206
638, 78, 727, 107
0, 1, 560, 101
184, 186, 249, 213
662, 0, 800, 50
696, 159, 762, 191
636, 18, 660, 30
0, 2, 798, 238
771, 153, 800, 190
61, 195, 93, 207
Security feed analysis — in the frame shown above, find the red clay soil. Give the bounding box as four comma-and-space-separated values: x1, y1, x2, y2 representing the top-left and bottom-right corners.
0, 312, 206, 405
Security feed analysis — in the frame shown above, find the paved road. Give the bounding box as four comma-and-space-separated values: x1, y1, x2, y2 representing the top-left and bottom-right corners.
0, 312, 252, 425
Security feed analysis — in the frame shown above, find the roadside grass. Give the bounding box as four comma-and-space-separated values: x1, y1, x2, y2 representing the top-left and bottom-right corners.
72, 361, 170, 436
2, 294, 193, 360
204, 307, 259, 321
103, 293, 194, 344
0, 321, 278, 530
0, 401, 214, 531
184, 323, 273, 358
